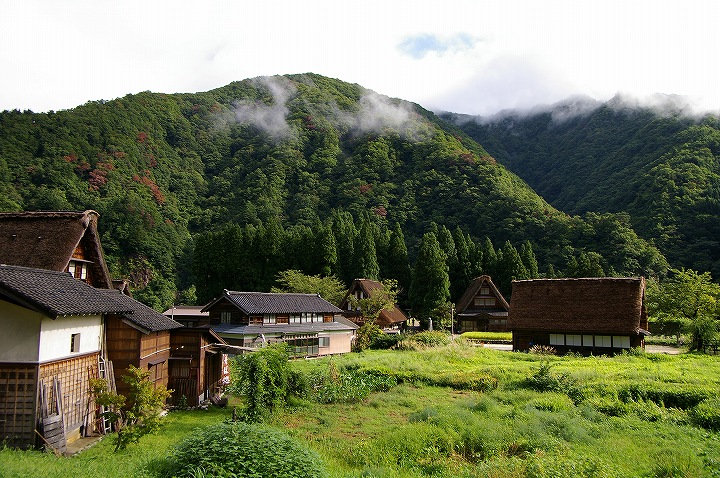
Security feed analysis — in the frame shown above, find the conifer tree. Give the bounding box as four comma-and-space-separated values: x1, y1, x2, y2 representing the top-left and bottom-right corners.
480, 237, 498, 278
317, 224, 338, 277
353, 220, 380, 280
331, 211, 357, 284
409, 232, 450, 328
520, 240, 540, 278
497, 241, 529, 296
386, 223, 411, 304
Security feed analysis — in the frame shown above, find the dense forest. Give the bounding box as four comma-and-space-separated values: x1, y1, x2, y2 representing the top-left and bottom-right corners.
0, 75, 670, 310
445, 96, 720, 278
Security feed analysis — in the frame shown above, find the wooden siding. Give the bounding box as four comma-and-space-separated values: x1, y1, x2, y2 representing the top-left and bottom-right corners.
169, 330, 224, 407
0, 363, 38, 449
38, 352, 99, 444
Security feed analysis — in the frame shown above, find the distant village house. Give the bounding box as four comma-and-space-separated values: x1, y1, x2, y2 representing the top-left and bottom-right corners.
508, 277, 649, 355
340, 279, 408, 330
454, 276, 509, 332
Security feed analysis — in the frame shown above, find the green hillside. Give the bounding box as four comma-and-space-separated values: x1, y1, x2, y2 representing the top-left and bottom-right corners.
0, 75, 667, 309
447, 97, 720, 277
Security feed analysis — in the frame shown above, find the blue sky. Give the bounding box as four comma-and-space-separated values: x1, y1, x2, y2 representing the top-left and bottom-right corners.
1, 0, 718, 116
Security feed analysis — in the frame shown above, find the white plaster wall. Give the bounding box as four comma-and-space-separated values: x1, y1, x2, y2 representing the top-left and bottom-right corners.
321, 330, 354, 355
39, 314, 102, 362
0, 300, 42, 362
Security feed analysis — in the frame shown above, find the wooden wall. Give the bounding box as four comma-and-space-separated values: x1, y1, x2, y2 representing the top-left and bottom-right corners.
38, 352, 99, 444
169, 330, 224, 406
0, 363, 38, 449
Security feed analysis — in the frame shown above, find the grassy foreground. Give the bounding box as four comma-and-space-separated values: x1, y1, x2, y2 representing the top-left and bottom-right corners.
2, 346, 720, 477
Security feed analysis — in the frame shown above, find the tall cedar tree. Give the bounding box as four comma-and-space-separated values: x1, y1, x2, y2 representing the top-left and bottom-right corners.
520, 240, 540, 278
332, 211, 356, 284
497, 241, 529, 297
353, 220, 380, 280
386, 223, 411, 305
409, 232, 450, 328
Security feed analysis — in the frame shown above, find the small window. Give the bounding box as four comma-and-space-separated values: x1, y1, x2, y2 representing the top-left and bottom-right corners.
319, 337, 330, 348
596, 335, 612, 348
566, 334, 582, 346
480, 287, 490, 295
71, 333, 81, 353
613, 336, 631, 349
275, 315, 288, 324
583, 335, 594, 347
549, 333, 564, 345
220, 312, 232, 324
323, 314, 333, 323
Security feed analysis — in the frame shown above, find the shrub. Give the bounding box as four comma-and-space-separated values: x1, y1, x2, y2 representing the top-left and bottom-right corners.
524, 362, 585, 403
167, 421, 327, 478
369, 332, 405, 349
529, 345, 557, 356
688, 398, 720, 431
353, 323, 384, 352
230, 343, 292, 421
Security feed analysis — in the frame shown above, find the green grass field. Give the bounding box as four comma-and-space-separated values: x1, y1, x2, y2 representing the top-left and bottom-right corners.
3, 346, 720, 477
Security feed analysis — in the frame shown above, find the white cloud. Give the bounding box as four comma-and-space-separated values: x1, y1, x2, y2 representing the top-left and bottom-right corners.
0, 0, 718, 116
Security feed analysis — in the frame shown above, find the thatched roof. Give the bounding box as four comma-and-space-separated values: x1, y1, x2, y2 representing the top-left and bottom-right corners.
456, 275, 509, 314
340, 279, 408, 327
508, 277, 647, 334
0, 210, 113, 288
202, 291, 343, 315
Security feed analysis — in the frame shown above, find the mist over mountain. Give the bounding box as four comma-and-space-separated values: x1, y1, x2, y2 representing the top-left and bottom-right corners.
445, 96, 720, 277
0, 74, 669, 308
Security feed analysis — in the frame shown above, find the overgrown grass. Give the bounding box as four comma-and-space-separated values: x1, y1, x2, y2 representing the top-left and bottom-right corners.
3, 346, 720, 477
460, 331, 513, 342
0, 407, 231, 478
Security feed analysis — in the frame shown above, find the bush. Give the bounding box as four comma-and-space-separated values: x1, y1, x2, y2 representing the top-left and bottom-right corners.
688, 398, 720, 431
369, 332, 405, 349
310, 365, 398, 404
395, 331, 452, 350
167, 421, 327, 478
524, 362, 585, 403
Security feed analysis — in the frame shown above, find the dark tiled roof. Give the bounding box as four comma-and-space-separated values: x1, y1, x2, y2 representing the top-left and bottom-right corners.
0, 265, 129, 317
0, 210, 113, 288
204, 291, 343, 315
101, 289, 183, 332
508, 277, 647, 334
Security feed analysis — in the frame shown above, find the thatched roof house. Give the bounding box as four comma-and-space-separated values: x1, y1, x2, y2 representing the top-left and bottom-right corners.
508, 277, 648, 354
0, 210, 113, 289
455, 275, 509, 332
340, 279, 408, 329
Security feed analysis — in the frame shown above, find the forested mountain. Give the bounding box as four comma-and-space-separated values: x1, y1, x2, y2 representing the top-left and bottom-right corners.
0, 75, 666, 310
444, 96, 720, 277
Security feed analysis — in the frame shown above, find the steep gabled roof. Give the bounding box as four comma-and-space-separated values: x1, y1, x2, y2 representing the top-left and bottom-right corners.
101, 289, 183, 332
0, 265, 129, 318
456, 275, 509, 313
0, 210, 113, 288
202, 291, 343, 315
508, 277, 647, 334
340, 279, 408, 327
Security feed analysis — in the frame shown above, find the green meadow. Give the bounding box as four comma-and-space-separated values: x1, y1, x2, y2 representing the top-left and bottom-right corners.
3, 345, 720, 477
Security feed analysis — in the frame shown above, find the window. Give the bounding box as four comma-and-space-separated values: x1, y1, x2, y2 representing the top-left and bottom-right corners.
263, 315, 277, 325
323, 314, 333, 323
583, 335, 594, 347
613, 336, 631, 349
275, 315, 288, 324
549, 334, 564, 345
566, 334, 582, 346
67, 260, 88, 281
480, 287, 490, 295
249, 316, 263, 325
596, 335, 612, 348
319, 337, 330, 348
70, 333, 81, 353
220, 312, 232, 324
289, 314, 301, 324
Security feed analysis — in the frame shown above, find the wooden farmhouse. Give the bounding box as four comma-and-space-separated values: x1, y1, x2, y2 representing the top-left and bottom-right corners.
455, 276, 510, 332
508, 277, 649, 355
339, 279, 408, 330
101, 290, 183, 400
0, 210, 113, 289
202, 291, 357, 357
0, 265, 130, 450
